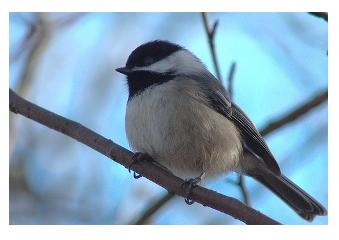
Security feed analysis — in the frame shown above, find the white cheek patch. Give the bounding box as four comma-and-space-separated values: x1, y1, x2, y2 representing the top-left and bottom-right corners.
132, 50, 207, 75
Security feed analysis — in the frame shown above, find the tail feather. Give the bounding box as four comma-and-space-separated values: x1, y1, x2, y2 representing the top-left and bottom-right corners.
251, 170, 327, 221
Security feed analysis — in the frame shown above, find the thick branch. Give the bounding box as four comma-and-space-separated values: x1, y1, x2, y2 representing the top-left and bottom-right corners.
260, 90, 328, 136
9, 89, 280, 225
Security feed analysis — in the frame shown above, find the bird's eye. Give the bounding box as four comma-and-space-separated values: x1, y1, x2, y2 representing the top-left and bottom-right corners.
144, 56, 154, 65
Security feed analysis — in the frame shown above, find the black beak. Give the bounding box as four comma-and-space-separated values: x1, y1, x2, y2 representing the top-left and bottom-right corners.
116, 67, 132, 75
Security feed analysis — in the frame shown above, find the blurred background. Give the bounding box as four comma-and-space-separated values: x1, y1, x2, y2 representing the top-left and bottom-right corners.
9, 12, 328, 224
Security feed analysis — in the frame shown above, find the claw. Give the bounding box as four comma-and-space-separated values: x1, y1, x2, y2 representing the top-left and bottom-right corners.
182, 176, 202, 205
185, 194, 195, 205
128, 152, 141, 173
128, 152, 152, 179
133, 171, 142, 179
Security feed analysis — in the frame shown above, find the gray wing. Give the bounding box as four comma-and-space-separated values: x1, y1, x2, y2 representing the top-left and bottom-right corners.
230, 103, 280, 174
190, 72, 281, 175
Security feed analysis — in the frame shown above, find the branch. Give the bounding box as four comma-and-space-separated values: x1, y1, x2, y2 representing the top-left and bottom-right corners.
237, 175, 249, 205
225, 61, 250, 205
227, 62, 236, 99
54, 13, 87, 28
9, 88, 280, 225
16, 13, 52, 97
201, 12, 222, 82
10, 17, 36, 62
11, 13, 87, 63
308, 12, 328, 22
260, 90, 328, 136
134, 192, 175, 225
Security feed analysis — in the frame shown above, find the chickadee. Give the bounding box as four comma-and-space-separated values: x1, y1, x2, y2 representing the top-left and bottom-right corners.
116, 40, 327, 221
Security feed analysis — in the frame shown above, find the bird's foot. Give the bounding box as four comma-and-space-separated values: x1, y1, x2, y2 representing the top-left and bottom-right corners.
128, 152, 152, 179
182, 176, 202, 205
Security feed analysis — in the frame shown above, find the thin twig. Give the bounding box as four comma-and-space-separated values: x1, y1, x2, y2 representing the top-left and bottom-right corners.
9, 88, 280, 225
227, 62, 236, 99
16, 13, 51, 97
10, 19, 36, 62
54, 13, 87, 28
237, 175, 249, 206
134, 192, 175, 225
201, 12, 222, 82
10, 13, 87, 63
226, 62, 250, 206
260, 90, 328, 136
308, 12, 328, 22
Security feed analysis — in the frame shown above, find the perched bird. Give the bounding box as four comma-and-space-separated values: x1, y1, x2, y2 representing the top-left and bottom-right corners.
116, 40, 327, 221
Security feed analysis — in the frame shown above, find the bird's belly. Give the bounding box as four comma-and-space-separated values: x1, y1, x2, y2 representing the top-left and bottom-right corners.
125, 85, 242, 179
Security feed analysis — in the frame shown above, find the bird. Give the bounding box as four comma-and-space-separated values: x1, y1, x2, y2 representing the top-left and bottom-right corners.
116, 40, 327, 221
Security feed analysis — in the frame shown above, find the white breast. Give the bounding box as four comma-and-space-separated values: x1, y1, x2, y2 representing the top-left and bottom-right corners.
125, 78, 242, 179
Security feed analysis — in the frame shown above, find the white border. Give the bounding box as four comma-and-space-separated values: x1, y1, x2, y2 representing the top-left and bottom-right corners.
1, 0, 334, 12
